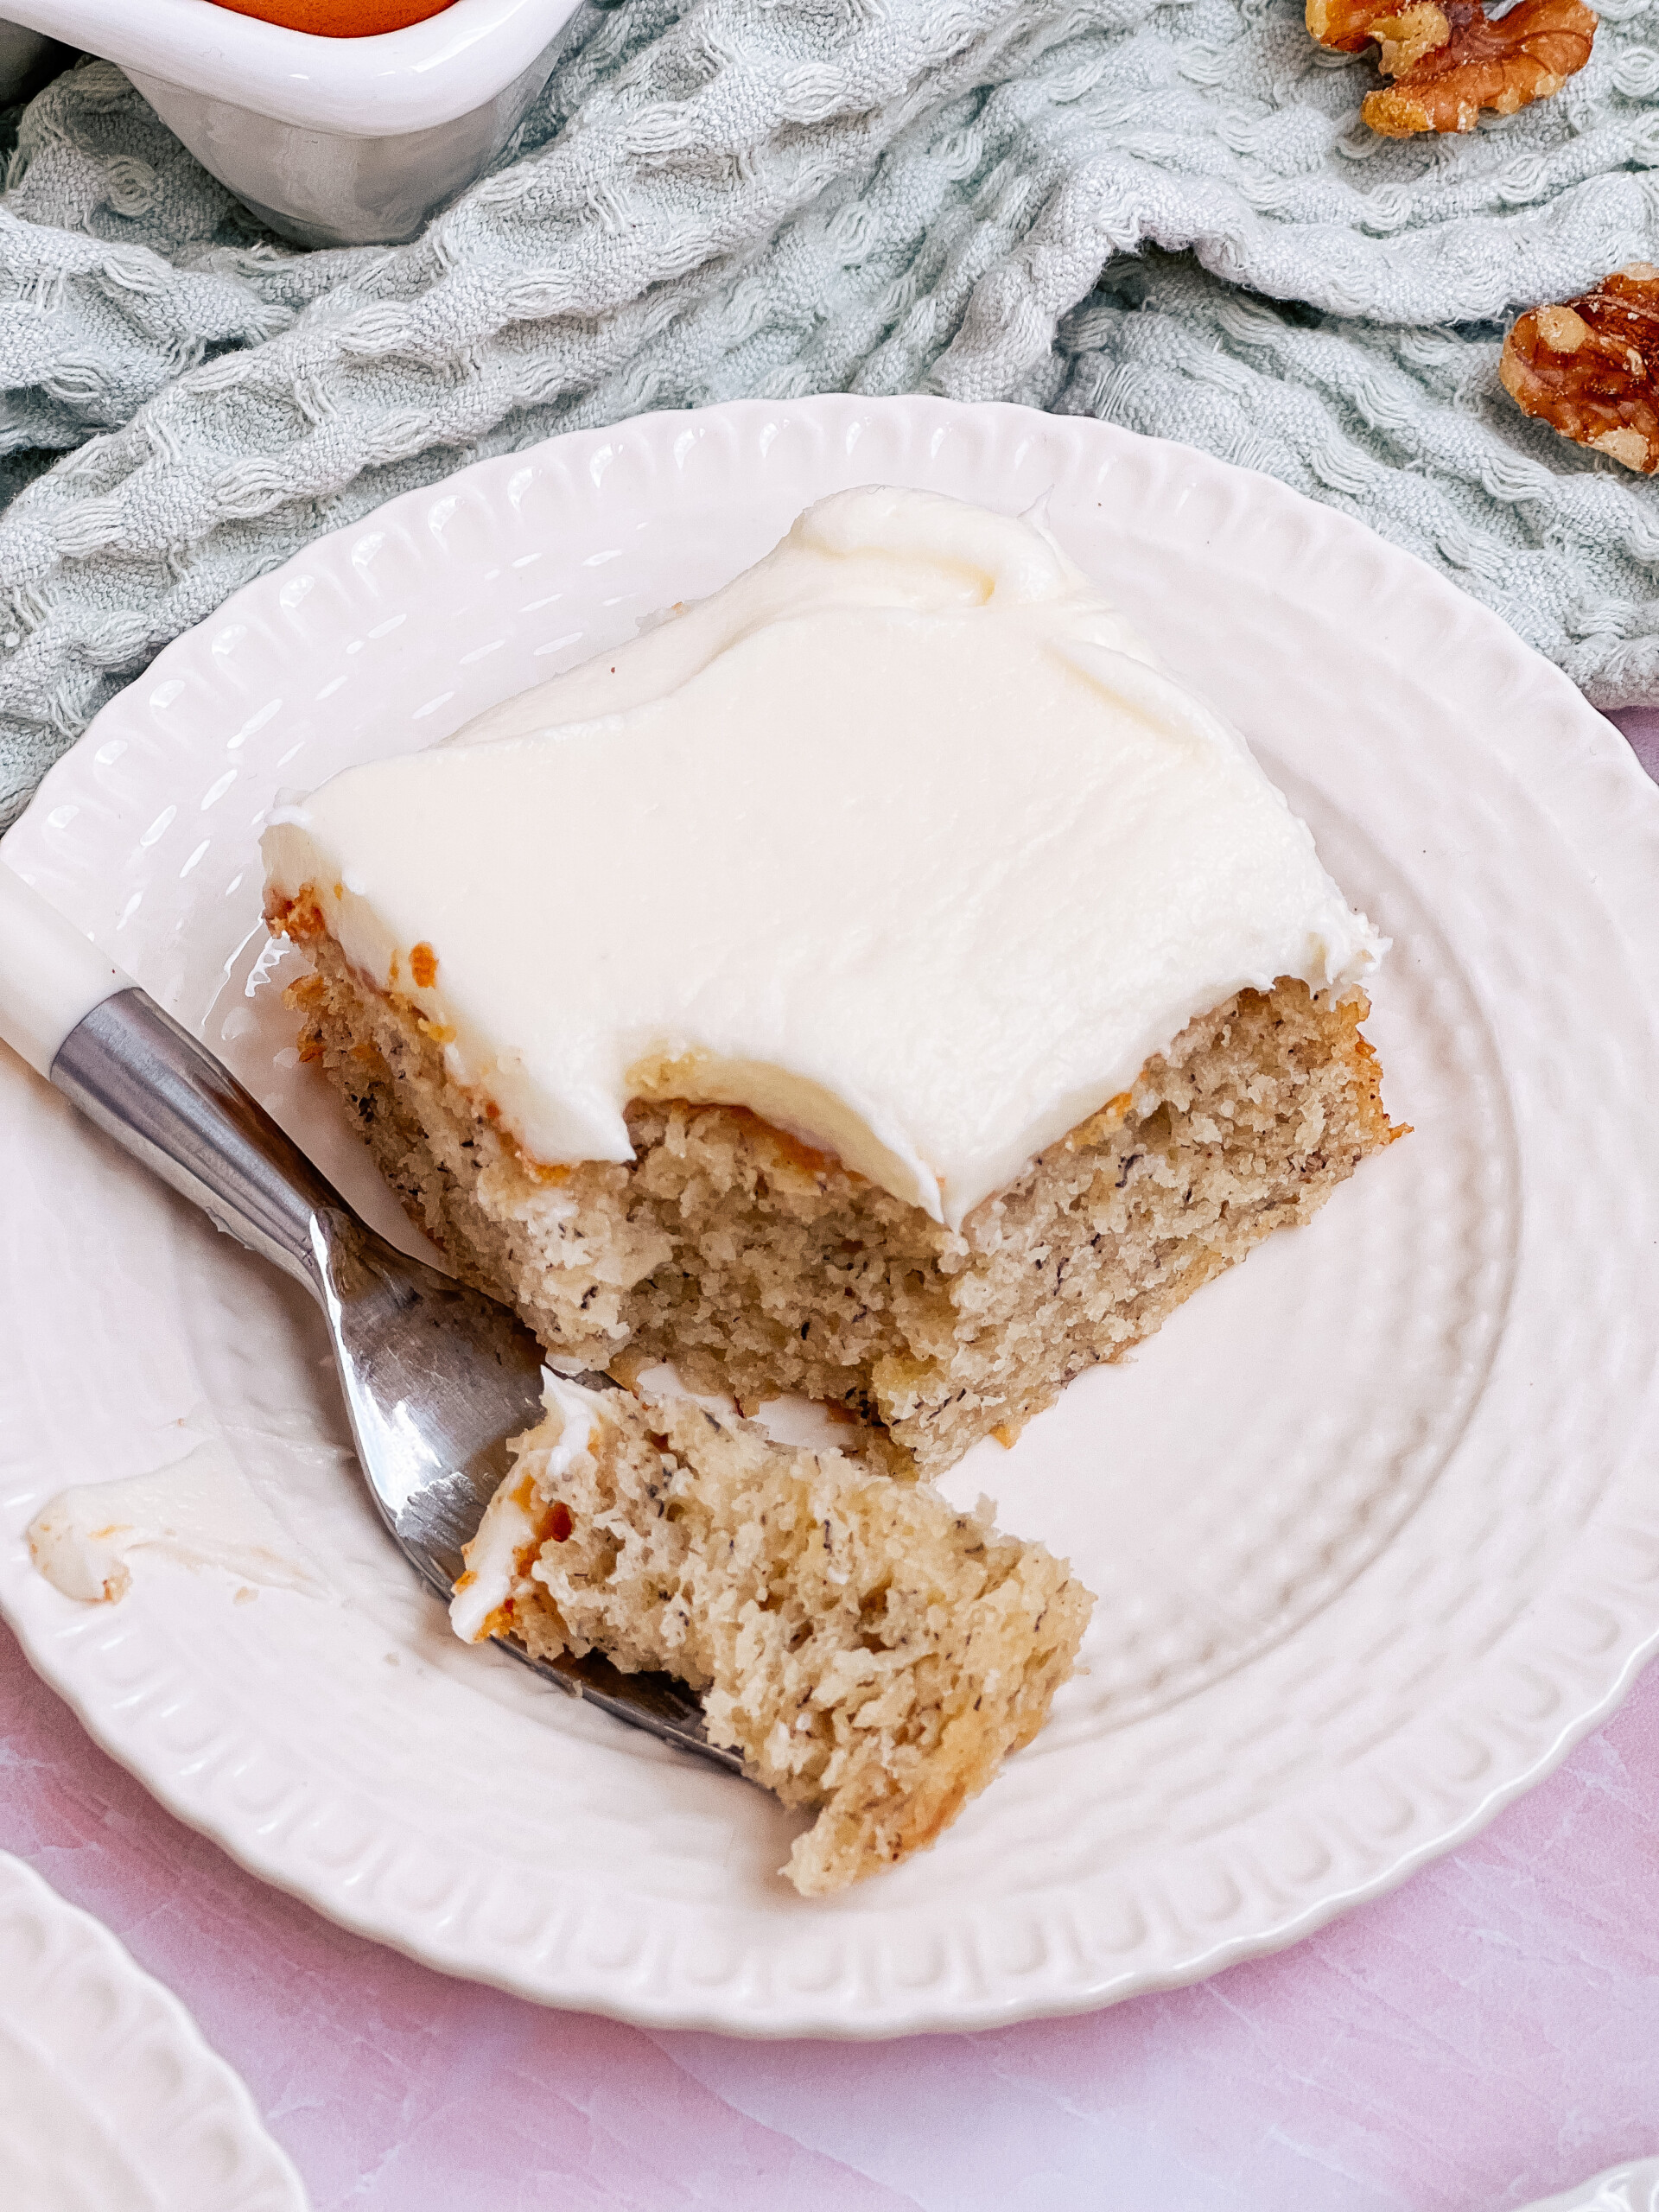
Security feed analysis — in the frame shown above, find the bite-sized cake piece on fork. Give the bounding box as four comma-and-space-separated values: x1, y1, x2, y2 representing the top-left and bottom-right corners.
264, 485, 1400, 1480
449, 1375, 1093, 1895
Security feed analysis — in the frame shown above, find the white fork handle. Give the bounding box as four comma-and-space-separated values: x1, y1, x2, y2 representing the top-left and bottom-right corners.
0, 861, 133, 1079
0, 855, 341, 1287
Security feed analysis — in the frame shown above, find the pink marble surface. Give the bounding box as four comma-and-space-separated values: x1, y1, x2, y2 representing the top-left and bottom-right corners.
3, 710, 1658, 2212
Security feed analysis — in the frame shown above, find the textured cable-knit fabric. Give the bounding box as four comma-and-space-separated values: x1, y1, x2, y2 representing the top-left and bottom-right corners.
1038, 257, 1659, 706
3, 0, 1658, 825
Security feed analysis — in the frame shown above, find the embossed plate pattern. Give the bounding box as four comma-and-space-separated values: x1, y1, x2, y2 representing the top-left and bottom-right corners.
0, 1852, 308, 2209
2, 398, 1657, 2037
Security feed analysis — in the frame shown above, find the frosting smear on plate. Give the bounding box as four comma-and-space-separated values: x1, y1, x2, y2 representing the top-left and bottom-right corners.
262, 486, 1382, 1230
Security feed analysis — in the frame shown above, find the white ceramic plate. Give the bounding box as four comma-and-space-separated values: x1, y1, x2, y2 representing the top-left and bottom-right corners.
3, 397, 1658, 2039
0, 1852, 308, 2210
1522, 2162, 1659, 2212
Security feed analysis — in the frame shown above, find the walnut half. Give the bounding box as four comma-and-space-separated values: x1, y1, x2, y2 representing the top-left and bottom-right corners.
1501, 265, 1659, 474
1306, 0, 1597, 137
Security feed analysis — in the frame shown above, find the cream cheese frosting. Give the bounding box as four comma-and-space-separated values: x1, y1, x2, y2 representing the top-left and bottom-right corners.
263, 486, 1383, 1231
448, 1375, 600, 1643
27, 1443, 319, 1605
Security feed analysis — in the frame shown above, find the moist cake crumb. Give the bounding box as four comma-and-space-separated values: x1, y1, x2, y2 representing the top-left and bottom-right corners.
279, 911, 1400, 1480
456, 1376, 1093, 1894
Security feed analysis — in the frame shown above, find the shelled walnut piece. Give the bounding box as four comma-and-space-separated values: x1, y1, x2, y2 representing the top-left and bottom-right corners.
1306, 0, 1597, 136
1501, 265, 1659, 474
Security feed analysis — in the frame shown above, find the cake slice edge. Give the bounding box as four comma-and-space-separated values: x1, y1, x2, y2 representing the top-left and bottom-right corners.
450, 1376, 1095, 1897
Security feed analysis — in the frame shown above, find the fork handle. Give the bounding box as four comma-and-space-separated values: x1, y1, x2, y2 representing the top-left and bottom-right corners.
0, 861, 339, 1290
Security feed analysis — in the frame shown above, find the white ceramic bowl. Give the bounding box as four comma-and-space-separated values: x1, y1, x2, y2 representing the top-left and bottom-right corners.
0, 0, 590, 245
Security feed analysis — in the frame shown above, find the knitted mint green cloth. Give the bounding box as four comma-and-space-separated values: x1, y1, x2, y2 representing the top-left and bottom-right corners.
3, 0, 1659, 827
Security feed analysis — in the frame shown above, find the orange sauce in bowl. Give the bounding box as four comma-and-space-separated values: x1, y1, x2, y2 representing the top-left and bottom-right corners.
206, 0, 459, 35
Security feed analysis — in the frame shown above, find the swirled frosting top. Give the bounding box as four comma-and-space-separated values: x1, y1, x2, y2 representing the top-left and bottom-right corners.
262, 486, 1383, 1230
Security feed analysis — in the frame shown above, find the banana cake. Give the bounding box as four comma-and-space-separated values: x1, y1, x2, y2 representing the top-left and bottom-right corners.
262, 485, 1398, 1480
448, 1374, 1092, 1894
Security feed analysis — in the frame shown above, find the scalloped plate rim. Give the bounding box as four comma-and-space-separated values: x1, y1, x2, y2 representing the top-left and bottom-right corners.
0, 1849, 309, 2208
3, 396, 1658, 2038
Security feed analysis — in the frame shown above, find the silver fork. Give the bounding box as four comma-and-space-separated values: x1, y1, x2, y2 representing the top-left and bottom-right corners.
0, 863, 739, 1774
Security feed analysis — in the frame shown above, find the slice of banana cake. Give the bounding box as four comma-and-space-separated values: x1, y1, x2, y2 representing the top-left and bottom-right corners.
450, 1376, 1093, 1895
264, 486, 1398, 1478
